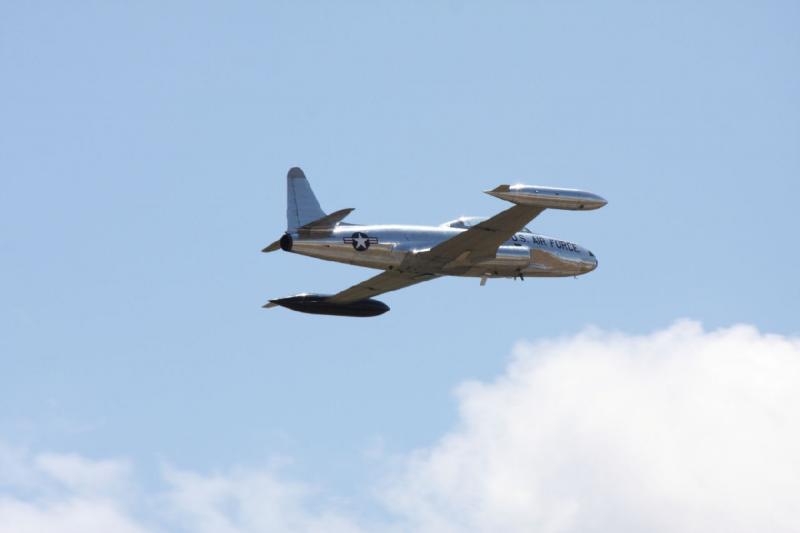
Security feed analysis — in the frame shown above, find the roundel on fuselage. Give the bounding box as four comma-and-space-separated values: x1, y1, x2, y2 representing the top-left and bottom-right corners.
345, 232, 371, 251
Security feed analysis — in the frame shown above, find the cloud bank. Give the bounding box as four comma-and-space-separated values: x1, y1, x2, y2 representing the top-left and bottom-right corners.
2, 321, 799, 532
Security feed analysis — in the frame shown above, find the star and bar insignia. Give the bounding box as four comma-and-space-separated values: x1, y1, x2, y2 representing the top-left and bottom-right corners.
344, 232, 378, 251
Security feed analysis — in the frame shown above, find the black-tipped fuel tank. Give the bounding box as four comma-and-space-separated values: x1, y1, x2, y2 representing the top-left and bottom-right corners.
266, 294, 389, 317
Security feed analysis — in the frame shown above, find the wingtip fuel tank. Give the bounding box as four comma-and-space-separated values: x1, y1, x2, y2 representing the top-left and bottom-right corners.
265, 293, 390, 317
486, 184, 607, 211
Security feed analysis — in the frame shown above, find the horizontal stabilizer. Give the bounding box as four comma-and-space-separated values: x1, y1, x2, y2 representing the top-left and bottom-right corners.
262, 240, 281, 253
299, 208, 355, 230
262, 233, 293, 253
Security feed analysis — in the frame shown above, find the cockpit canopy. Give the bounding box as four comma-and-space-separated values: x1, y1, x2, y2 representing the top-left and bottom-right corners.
441, 216, 532, 234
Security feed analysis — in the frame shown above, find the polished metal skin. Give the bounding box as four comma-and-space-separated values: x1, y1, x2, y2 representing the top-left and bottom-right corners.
263, 167, 606, 316
286, 223, 597, 278
486, 184, 608, 210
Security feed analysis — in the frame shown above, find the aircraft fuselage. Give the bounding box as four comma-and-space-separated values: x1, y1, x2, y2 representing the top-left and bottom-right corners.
283, 224, 597, 279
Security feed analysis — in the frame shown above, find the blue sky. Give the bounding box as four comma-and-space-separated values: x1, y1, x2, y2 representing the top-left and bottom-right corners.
1, 2, 799, 530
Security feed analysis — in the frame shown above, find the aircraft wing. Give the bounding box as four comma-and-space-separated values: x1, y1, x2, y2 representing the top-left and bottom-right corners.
326, 269, 439, 304
416, 204, 545, 268
409, 182, 608, 269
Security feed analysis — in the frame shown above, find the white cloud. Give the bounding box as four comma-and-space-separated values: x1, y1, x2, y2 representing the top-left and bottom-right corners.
34, 453, 131, 495
0, 446, 146, 533
0, 498, 149, 533
0, 447, 368, 533
1, 321, 799, 533
382, 320, 800, 533
161, 467, 367, 533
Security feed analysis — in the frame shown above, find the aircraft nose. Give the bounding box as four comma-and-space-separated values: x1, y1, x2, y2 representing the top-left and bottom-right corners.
581, 251, 598, 273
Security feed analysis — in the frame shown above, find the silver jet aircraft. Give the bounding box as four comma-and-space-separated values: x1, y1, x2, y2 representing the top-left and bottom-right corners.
263, 167, 607, 317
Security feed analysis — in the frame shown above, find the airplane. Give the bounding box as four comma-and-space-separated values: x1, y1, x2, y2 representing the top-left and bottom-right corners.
262, 167, 607, 317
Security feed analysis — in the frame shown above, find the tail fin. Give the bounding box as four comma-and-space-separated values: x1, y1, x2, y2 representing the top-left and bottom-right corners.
286, 167, 326, 230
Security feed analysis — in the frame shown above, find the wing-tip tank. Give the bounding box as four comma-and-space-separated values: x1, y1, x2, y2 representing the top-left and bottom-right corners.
264, 293, 389, 317
486, 184, 607, 210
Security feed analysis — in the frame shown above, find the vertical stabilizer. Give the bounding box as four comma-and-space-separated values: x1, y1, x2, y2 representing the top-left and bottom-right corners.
286, 167, 326, 230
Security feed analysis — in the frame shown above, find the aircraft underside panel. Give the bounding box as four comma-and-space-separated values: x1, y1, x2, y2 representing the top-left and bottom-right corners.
291, 236, 586, 278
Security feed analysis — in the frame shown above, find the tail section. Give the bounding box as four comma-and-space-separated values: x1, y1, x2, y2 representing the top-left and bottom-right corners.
287, 167, 326, 230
